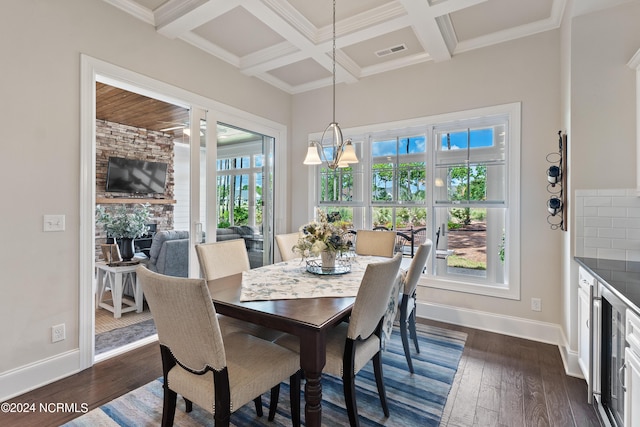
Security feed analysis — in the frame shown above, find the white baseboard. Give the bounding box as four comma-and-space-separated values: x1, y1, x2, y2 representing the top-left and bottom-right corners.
416, 301, 583, 378
94, 334, 157, 363
0, 350, 81, 403
0, 335, 159, 403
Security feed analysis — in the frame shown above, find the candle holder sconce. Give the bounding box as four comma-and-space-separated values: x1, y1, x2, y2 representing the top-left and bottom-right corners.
546, 131, 567, 230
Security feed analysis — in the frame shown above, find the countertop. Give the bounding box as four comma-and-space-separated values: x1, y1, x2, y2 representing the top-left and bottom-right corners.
575, 257, 640, 316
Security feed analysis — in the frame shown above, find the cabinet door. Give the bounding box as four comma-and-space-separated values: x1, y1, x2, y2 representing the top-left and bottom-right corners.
625, 347, 640, 427
578, 286, 591, 382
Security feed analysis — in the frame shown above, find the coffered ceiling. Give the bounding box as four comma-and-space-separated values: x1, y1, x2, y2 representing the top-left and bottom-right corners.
103, 0, 634, 94
102, 0, 586, 94
97, 0, 634, 136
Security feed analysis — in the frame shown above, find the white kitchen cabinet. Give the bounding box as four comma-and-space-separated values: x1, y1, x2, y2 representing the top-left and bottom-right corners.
578, 266, 596, 383
578, 283, 591, 381
626, 309, 640, 427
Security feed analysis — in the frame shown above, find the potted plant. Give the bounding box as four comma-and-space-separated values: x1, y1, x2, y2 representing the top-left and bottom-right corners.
96, 204, 151, 261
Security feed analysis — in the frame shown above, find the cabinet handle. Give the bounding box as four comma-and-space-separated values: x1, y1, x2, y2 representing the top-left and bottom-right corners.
586, 319, 589, 329
618, 363, 627, 393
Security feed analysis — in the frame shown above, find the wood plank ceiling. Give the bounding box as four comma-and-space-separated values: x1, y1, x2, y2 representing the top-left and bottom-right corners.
96, 82, 189, 136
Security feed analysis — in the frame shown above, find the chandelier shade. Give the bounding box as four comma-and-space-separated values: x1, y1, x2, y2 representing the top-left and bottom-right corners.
302, 0, 359, 170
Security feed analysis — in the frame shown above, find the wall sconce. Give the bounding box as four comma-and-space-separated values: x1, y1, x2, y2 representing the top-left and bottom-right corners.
546, 131, 568, 230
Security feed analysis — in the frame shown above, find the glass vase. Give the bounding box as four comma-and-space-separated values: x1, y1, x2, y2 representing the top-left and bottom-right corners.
320, 251, 336, 269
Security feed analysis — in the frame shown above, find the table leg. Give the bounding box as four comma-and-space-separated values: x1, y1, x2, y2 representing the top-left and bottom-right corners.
299, 332, 326, 427
96, 269, 105, 308
133, 272, 143, 313
113, 271, 123, 319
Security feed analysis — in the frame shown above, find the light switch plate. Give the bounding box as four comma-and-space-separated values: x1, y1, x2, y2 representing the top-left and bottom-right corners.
44, 214, 65, 232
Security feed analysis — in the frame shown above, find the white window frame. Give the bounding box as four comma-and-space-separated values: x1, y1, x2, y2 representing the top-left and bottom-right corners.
307, 102, 521, 300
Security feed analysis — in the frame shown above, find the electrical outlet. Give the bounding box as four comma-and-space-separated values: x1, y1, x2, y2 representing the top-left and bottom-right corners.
52, 324, 66, 342
531, 298, 542, 312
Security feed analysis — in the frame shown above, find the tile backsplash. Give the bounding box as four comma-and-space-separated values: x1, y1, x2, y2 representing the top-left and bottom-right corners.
575, 189, 640, 261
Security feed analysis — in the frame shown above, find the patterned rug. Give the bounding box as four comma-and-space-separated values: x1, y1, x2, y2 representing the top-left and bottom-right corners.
95, 304, 154, 334
67, 323, 466, 426
95, 318, 157, 355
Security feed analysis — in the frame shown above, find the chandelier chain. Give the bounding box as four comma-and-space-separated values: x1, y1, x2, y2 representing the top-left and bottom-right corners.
332, 0, 336, 124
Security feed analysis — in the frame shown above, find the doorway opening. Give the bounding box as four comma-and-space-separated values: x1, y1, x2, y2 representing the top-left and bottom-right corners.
84, 61, 286, 365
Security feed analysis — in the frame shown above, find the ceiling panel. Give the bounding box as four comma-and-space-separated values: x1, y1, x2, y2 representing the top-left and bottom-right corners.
450, 0, 554, 42
342, 27, 420, 69
268, 58, 332, 87
193, 6, 285, 57
99, 0, 621, 94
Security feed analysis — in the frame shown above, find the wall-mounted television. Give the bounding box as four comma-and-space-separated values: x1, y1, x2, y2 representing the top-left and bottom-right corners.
105, 156, 168, 194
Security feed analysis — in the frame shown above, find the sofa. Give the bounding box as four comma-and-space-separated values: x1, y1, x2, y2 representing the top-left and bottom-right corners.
147, 230, 190, 277
145, 226, 264, 277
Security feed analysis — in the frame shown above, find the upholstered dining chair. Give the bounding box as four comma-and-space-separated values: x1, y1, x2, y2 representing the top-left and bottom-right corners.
196, 239, 250, 281
275, 232, 301, 262
136, 266, 301, 427
398, 240, 432, 373
276, 253, 403, 427
195, 240, 282, 341
354, 229, 396, 257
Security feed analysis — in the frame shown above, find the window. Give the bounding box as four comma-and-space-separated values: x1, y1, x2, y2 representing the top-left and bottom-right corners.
371, 134, 428, 230
216, 147, 263, 228
310, 103, 520, 299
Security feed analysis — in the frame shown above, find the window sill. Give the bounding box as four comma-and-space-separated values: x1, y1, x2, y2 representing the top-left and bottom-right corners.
418, 275, 520, 300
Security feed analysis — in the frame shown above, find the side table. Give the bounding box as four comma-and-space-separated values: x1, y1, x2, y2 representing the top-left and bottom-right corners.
95, 262, 143, 318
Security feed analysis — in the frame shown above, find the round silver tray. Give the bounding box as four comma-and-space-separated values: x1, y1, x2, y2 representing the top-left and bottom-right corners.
305, 259, 351, 275
306, 264, 351, 275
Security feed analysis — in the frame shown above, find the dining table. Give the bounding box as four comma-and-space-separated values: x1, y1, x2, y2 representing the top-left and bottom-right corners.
207, 255, 399, 427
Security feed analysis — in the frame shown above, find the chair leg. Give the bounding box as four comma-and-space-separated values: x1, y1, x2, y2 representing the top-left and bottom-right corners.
289, 371, 302, 427
343, 371, 359, 427
268, 384, 280, 421
184, 397, 193, 413
343, 340, 360, 427
254, 396, 263, 417
399, 294, 414, 373
373, 351, 389, 417
409, 297, 420, 354
162, 387, 178, 427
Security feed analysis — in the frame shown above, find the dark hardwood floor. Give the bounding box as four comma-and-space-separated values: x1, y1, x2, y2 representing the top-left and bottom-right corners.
1, 319, 601, 427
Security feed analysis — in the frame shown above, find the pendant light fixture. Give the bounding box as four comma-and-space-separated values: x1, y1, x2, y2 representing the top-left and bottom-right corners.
303, 0, 359, 170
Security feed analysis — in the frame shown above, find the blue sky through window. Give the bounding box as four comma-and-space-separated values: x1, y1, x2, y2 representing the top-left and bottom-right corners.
440, 128, 494, 150
372, 136, 426, 157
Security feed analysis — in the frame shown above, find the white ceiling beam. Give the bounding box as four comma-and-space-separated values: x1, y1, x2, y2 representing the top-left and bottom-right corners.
398, 0, 486, 62
242, 48, 309, 76
454, 0, 566, 55
102, 0, 155, 24
179, 31, 242, 67
242, 0, 358, 83
155, 0, 238, 38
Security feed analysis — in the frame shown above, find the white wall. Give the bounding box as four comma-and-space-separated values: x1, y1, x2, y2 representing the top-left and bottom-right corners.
571, 3, 640, 191
0, 0, 290, 399
561, 1, 640, 369
292, 29, 564, 326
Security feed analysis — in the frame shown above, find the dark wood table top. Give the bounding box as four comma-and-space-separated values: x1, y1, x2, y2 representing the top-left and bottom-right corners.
208, 273, 355, 334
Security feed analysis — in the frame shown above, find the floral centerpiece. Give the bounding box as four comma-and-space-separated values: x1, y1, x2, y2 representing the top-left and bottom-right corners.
96, 204, 151, 260
293, 209, 351, 268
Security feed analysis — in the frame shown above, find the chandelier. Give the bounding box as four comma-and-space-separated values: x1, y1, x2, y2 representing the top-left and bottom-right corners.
303, 0, 359, 170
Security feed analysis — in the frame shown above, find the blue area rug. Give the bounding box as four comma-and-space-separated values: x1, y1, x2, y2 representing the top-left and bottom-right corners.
66, 323, 466, 426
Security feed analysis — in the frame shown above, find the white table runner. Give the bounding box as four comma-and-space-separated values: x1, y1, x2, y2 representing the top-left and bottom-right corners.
240, 256, 385, 301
